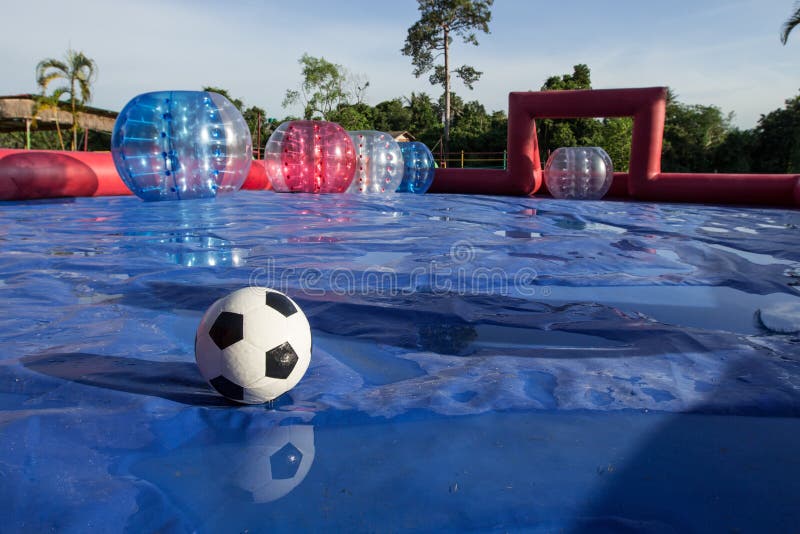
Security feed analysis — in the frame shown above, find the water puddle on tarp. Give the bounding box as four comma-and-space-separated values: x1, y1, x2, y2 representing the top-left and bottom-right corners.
1, 191, 799, 532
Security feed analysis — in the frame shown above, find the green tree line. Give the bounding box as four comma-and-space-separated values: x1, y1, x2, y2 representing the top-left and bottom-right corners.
4, 56, 800, 175
280, 60, 800, 174
6, 0, 800, 175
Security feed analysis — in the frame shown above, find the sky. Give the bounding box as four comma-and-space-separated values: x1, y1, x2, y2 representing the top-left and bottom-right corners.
1, 0, 798, 129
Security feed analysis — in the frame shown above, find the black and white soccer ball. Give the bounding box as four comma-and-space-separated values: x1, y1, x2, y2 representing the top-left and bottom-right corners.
195, 287, 312, 404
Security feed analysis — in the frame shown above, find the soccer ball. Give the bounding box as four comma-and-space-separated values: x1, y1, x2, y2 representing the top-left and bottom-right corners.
195, 287, 312, 404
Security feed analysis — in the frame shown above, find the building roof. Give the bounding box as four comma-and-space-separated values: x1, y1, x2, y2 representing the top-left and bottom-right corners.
389, 130, 416, 142
0, 94, 117, 133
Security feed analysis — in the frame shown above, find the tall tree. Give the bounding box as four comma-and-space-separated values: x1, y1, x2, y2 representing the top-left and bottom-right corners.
35, 49, 97, 151
781, 4, 800, 44
435, 91, 466, 129
402, 0, 493, 161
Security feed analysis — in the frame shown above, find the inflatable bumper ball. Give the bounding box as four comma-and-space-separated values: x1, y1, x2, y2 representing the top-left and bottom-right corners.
264, 121, 356, 193
112, 90, 252, 201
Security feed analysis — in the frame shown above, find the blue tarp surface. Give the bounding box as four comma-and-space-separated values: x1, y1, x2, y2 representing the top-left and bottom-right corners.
1, 191, 799, 532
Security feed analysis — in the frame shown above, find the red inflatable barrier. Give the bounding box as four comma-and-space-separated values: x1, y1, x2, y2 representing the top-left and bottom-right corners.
242, 160, 272, 191
0, 149, 130, 200
2, 87, 798, 206
430, 87, 800, 207
0, 148, 271, 200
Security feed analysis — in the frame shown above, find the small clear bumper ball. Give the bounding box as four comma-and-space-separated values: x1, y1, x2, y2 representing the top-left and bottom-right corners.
346, 130, 404, 194
543, 147, 613, 200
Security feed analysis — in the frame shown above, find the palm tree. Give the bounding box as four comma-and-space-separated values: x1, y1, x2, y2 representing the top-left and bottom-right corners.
35, 50, 97, 150
31, 94, 66, 150
781, 3, 800, 44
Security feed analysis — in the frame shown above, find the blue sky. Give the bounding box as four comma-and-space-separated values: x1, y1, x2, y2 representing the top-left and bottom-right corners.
1, 0, 797, 128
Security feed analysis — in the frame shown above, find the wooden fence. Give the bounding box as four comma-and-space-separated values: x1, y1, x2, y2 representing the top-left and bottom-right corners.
437, 151, 507, 169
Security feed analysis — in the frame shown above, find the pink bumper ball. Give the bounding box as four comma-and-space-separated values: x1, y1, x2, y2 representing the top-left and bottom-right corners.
264, 120, 356, 193
346, 131, 404, 194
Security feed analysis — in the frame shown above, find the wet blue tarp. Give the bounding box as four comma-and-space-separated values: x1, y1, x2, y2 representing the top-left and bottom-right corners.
1, 191, 799, 532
